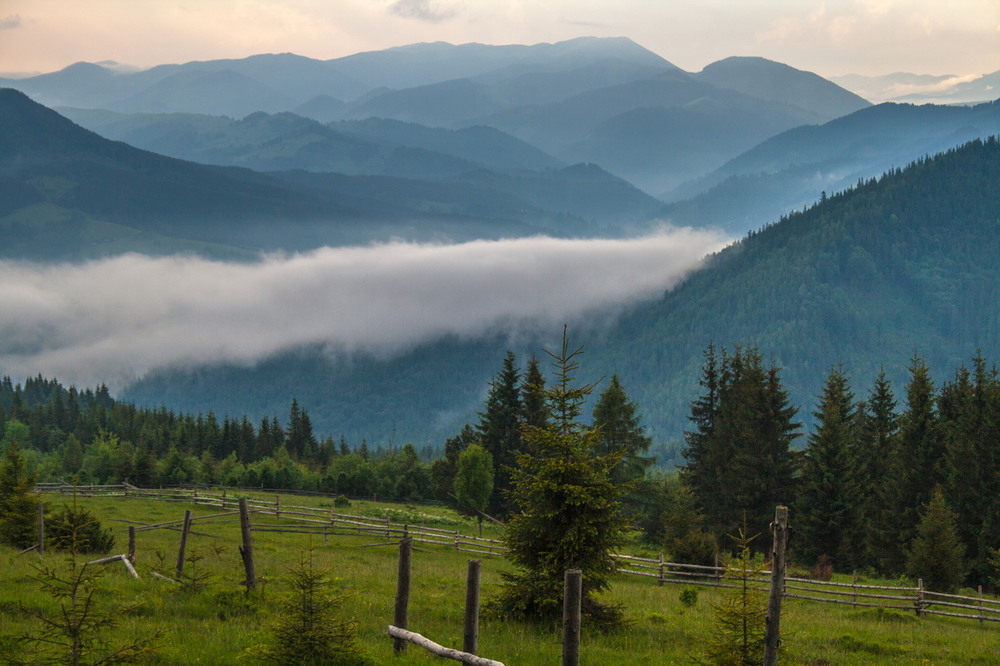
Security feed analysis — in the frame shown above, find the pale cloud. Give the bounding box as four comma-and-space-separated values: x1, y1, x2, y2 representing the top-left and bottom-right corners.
0, 14, 21, 30
388, 0, 461, 23
0, 231, 729, 390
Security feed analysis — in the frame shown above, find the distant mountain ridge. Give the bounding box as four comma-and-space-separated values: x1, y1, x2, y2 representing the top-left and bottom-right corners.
0, 38, 869, 195
661, 99, 1000, 235
0, 89, 663, 260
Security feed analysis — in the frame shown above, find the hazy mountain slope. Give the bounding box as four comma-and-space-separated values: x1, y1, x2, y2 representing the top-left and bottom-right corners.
594, 137, 1000, 441
0, 37, 672, 115
1, 39, 866, 195
0, 89, 560, 259
326, 36, 673, 92
124, 139, 1000, 453
55, 106, 654, 230
57, 108, 485, 178
331, 118, 562, 171
695, 56, 870, 118
662, 100, 1000, 234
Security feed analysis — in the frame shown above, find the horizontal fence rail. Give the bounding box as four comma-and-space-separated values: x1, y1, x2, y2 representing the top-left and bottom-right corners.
33, 483, 1000, 626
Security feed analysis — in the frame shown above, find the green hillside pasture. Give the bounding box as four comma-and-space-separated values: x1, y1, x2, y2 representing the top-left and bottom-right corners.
2, 495, 999, 664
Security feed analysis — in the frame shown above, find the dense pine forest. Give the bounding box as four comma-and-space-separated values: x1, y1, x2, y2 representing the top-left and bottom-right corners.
5, 340, 1000, 591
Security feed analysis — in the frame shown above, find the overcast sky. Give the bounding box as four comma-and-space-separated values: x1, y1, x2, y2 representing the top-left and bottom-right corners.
1, 0, 997, 78
0, 231, 728, 390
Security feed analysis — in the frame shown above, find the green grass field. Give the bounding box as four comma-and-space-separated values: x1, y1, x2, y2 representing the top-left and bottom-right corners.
1, 494, 998, 664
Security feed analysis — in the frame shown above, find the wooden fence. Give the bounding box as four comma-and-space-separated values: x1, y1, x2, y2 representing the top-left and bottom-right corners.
33, 483, 1000, 625
612, 551, 1000, 622
34, 482, 504, 557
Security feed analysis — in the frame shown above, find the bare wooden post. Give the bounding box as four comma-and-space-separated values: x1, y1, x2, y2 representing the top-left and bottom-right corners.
658, 552, 665, 585
36, 502, 44, 556
175, 509, 193, 578
916, 578, 924, 616
764, 505, 789, 666
464, 560, 482, 655
238, 497, 257, 592
852, 570, 858, 607
979, 585, 985, 625
394, 536, 413, 655
562, 569, 582, 666
127, 526, 136, 565
275, 494, 280, 518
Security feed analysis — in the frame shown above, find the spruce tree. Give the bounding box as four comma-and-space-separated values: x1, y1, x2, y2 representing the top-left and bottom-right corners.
682, 346, 799, 548
853, 368, 898, 570
940, 355, 1000, 585
521, 354, 548, 433
490, 330, 627, 629
795, 367, 858, 570
880, 356, 942, 573
248, 548, 372, 665
476, 351, 524, 517
592, 374, 654, 484
0, 440, 38, 549
906, 488, 966, 593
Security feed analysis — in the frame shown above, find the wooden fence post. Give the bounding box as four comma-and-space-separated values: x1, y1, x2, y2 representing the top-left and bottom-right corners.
464, 560, 482, 655
852, 571, 858, 607
175, 509, 193, 578
562, 569, 582, 666
394, 536, 413, 655
238, 497, 256, 592
36, 502, 44, 556
128, 526, 136, 565
979, 585, 985, 625
658, 552, 665, 585
916, 579, 924, 616
764, 505, 789, 666
275, 494, 280, 519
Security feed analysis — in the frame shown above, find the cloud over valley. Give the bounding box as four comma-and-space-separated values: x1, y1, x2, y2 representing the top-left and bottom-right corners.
0, 231, 729, 390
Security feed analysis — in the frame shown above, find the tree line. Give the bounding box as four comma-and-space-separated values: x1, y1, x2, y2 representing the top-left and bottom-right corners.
3, 341, 997, 594
674, 345, 997, 593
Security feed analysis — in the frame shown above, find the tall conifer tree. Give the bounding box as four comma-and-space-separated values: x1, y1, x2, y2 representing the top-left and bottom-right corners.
796, 367, 858, 569
476, 351, 524, 517
879, 356, 942, 573
852, 368, 898, 570
491, 329, 627, 628
682, 346, 798, 547
592, 374, 653, 484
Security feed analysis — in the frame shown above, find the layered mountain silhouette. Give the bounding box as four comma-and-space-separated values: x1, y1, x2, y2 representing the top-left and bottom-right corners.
2, 38, 869, 195
0, 89, 663, 260
662, 99, 1000, 235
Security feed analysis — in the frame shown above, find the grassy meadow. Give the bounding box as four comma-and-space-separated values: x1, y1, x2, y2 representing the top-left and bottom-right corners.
1, 493, 998, 664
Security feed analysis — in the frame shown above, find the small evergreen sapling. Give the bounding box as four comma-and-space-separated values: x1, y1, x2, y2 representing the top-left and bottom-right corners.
246, 547, 372, 665
906, 487, 966, 593
489, 329, 628, 630
15, 492, 159, 665
702, 520, 768, 666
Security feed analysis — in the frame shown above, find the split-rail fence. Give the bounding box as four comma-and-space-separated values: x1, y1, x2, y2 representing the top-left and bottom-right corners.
33, 482, 1000, 625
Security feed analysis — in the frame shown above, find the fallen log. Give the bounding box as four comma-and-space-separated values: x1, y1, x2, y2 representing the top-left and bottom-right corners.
86, 554, 140, 579
386, 626, 504, 666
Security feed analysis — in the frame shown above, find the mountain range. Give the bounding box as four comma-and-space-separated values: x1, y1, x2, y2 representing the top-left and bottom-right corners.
2, 38, 869, 197
0, 88, 669, 260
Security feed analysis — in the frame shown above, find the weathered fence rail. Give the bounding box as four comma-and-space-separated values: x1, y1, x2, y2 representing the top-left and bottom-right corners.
34, 483, 1000, 626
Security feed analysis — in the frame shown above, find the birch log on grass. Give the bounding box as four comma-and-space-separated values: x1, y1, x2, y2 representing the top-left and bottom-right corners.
386, 626, 505, 666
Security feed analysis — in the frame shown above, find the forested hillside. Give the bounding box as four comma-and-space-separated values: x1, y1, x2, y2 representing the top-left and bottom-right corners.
123, 138, 1000, 455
